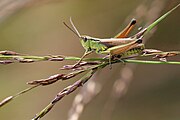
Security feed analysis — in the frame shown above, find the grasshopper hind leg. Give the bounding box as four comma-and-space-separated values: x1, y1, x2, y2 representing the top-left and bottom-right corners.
103, 54, 124, 69
112, 54, 125, 65
109, 53, 112, 69
103, 54, 113, 69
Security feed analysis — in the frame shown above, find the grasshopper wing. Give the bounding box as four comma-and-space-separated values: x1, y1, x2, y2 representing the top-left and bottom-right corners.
97, 19, 137, 48
100, 39, 142, 55
115, 18, 136, 38
98, 38, 136, 47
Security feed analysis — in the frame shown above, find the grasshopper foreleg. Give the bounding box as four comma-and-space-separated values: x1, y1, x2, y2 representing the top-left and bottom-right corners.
71, 50, 93, 69
61, 50, 94, 70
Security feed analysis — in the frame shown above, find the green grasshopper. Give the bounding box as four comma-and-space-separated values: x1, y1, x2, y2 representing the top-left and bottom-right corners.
64, 4, 179, 68
64, 18, 143, 68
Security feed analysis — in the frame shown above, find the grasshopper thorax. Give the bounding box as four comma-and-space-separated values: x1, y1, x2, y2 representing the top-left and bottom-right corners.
80, 35, 108, 53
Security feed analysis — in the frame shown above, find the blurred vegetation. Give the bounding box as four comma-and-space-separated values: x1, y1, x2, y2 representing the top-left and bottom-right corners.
0, 0, 179, 120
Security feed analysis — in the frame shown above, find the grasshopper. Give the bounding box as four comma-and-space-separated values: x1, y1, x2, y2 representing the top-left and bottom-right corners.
64, 4, 179, 68
64, 18, 143, 68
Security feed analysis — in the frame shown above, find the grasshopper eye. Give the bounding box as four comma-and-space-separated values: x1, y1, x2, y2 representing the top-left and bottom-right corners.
84, 37, 88, 42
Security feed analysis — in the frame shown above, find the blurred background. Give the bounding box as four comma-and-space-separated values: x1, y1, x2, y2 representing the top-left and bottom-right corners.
0, 0, 179, 120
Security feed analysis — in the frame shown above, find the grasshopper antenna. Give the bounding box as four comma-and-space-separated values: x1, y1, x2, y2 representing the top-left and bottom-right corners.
69, 17, 81, 38
63, 21, 81, 38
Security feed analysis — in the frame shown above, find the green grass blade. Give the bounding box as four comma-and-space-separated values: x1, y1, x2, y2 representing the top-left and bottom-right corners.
145, 3, 180, 34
